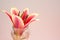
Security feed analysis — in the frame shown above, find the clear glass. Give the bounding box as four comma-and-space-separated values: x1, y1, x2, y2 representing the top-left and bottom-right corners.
11, 28, 30, 40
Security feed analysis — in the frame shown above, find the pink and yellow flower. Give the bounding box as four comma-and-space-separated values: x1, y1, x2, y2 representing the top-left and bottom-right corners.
4, 8, 38, 35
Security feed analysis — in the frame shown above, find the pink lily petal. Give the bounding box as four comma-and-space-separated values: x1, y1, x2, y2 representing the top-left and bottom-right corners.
4, 10, 13, 22
21, 8, 29, 21
24, 19, 37, 28
12, 15, 24, 28
24, 13, 38, 24
11, 8, 19, 16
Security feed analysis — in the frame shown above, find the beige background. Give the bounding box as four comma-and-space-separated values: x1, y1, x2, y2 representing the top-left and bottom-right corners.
0, 0, 60, 40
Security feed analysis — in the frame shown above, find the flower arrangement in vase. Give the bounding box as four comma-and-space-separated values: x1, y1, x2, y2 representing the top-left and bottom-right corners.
2, 8, 38, 40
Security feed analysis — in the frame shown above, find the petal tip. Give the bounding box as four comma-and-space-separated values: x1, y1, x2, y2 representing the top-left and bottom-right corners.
23, 8, 29, 11
29, 13, 38, 17
11, 7, 19, 15
23, 8, 29, 13
11, 7, 19, 12
35, 19, 39, 21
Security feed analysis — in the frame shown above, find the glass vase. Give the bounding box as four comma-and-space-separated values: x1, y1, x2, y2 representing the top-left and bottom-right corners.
11, 28, 30, 40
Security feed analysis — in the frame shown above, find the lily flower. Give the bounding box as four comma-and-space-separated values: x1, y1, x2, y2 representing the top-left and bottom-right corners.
4, 8, 38, 35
